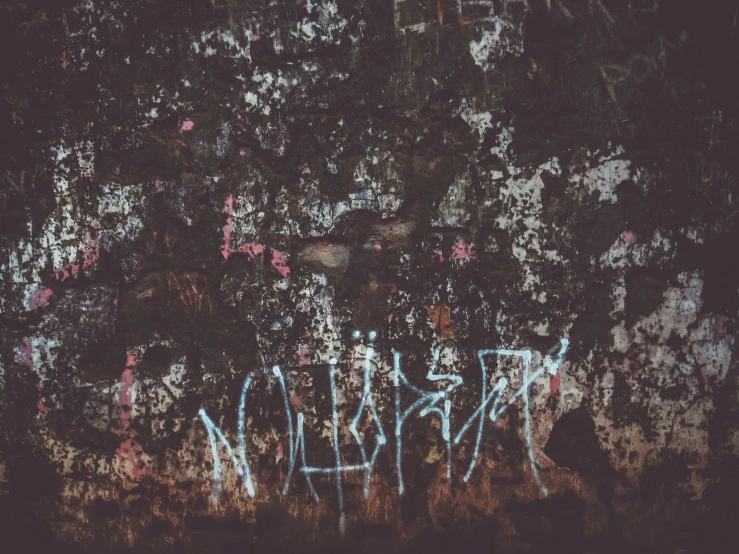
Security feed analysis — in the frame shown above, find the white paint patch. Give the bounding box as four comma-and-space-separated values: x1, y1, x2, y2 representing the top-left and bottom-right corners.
351, 154, 403, 218
469, 16, 524, 72
433, 172, 472, 228
458, 102, 495, 142
199, 29, 251, 62
98, 183, 146, 248
299, 0, 349, 44
245, 66, 315, 116
494, 158, 564, 293
569, 158, 632, 204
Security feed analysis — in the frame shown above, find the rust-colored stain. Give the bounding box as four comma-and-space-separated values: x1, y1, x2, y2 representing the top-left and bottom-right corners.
427, 303, 456, 338
166, 271, 212, 319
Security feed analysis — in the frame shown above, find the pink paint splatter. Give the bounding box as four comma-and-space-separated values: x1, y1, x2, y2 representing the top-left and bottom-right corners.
54, 230, 100, 281
222, 195, 233, 260
450, 239, 477, 261
119, 356, 136, 431
435, 249, 445, 263
180, 119, 194, 132
28, 286, 53, 310
222, 197, 268, 261
498, 414, 510, 431
276, 442, 283, 456
299, 345, 310, 367
55, 264, 76, 281
17, 338, 33, 372
349, 354, 357, 379
237, 242, 264, 258
623, 231, 634, 243
84, 239, 100, 269
37, 401, 48, 412
221, 202, 287, 279
550, 373, 561, 398
115, 352, 144, 480
290, 394, 303, 409
714, 315, 726, 344
271, 249, 290, 278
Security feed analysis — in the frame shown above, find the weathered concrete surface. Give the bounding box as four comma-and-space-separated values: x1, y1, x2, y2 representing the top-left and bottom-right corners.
1, 1, 738, 552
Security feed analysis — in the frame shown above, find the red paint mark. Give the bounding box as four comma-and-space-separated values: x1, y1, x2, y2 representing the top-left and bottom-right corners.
349, 354, 357, 379
714, 315, 726, 344
498, 414, 510, 430
113, 298, 118, 306
550, 373, 561, 398
17, 338, 33, 372
299, 345, 310, 366
370, 239, 382, 251
54, 229, 100, 281
115, 352, 144, 480
119, 361, 135, 430
251, 34, 261, 41
435, 249, 445, 263
222, 196, 269, 262
271, 249, 290, 278
85, 239, 100, 268
180, 119, 194, 132
450, 239, 477, 261
290, 394, 303, 409
276, 442, 283, 456
302, 167, 311, 175
29, 286, 53, 310
623, 231, 634, 243
237, 242, 264, 257
38, 401, 48, 412
222, 195, 233, 260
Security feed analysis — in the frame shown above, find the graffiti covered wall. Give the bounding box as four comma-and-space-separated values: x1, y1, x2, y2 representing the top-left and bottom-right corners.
1, 0, 738, 552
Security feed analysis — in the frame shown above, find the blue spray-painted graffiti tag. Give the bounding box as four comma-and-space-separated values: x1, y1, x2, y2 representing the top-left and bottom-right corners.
198, 335, 570, 531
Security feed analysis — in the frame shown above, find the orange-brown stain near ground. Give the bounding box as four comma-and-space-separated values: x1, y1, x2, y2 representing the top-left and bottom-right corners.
427, 303, 456, 338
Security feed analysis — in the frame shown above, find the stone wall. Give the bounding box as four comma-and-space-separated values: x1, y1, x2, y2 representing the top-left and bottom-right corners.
1, 1, 738, 552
